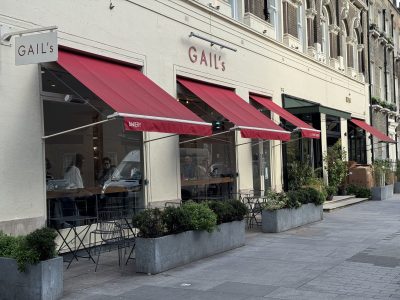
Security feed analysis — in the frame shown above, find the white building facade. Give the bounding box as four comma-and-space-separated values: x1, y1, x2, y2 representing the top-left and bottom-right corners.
0, 0, 372, 235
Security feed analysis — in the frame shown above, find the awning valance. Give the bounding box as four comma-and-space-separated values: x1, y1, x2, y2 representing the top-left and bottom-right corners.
350, 118, 395, 143
57, 50, 212, 136
177, 79, 291, 141
250, 95, 320, 139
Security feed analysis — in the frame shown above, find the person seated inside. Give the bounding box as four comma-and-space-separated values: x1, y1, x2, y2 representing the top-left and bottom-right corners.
196, 158, 211, 179
64, 153, 84, 189
97, 157, 116, 186
181, 156, 195, 180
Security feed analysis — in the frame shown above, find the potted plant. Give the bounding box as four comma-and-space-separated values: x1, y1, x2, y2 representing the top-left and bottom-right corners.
324, 140, 348, 196
371, 96, 383, 110
371, 159, 393, 200
132, 200, 247, 274
394, 161, 400, 193
346, 184, 371, 199
0, 227, 63, 300
261, 187, 324, 233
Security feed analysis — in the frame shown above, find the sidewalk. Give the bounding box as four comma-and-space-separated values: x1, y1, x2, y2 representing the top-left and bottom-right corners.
63, 197, 400, 300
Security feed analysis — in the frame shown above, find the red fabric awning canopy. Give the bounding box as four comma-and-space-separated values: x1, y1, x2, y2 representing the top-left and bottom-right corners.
350, 118, 395, 143
250, 95, 321, 139
177, 79, 290, 141
57, 50, 211, 136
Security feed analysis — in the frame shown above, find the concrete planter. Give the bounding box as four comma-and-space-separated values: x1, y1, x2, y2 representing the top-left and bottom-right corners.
0, 256, 63, 300
262, 203, 323, 233
394, 182, 400, 194
135, 220, 245, 274
371, 184, 394, 200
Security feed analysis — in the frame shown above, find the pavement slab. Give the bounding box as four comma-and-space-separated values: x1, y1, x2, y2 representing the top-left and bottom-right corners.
62, 197, 400, 299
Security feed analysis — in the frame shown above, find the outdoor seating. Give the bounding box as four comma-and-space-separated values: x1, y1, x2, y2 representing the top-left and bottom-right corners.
89, 209, 137, 271
89, 211, 125, 272
241, 192, 267, 228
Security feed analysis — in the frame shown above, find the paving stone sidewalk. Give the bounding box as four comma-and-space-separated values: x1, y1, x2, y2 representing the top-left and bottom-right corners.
63, 197, 400, 300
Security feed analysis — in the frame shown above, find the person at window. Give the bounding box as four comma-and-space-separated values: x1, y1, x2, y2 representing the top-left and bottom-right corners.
45, 158, 54, 182
64, 153, 84, 189
182, 156, 195, 180
97, 157, 116, 186
196, 158, 211, 178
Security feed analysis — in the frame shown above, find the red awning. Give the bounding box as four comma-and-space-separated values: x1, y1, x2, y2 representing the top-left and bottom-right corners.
178, 79, 290, 141
250, 95, 320, 139
57, 50, 211, 136
350, 118, 395, 143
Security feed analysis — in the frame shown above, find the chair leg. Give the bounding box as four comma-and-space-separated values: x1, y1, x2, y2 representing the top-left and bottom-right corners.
95, 246, 101, 272
126, 244, 135, 265
118, 245, 121, 267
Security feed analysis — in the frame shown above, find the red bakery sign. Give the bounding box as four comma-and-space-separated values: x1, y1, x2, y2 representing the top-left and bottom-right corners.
188, 46, 225, 71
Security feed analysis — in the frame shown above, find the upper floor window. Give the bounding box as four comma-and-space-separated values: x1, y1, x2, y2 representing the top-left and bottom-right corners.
297, 5, 305, 51
230, 0, 240, 20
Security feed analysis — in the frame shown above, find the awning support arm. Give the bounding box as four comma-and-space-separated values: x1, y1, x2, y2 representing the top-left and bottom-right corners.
179, 129, 234, 145
42, 116, 116, 139
144, 134, 179, 143
235, 136, 303, 147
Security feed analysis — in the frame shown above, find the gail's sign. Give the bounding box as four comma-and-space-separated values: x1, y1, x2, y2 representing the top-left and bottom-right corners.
188, 46, 225, 71
15, 31, 58, 65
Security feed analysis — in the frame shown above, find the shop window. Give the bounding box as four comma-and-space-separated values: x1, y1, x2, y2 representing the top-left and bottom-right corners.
348, 122, 366, 164
326, 115, 341, 147
41, 64, 144, 228
281, 111, 322, 191
177, 83, 236, 201
250, 99, 271, 192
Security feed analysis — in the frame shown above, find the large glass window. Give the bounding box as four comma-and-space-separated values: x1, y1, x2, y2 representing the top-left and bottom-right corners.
250, 99, 271, 193
41, 64, 144, 228
177, 83, 236, 201
348, 122, 367, 164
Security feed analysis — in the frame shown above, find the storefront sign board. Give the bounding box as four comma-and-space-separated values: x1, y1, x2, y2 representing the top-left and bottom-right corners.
15, 31, 58, 65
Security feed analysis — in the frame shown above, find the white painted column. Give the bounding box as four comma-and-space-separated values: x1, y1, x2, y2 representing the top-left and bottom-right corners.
340, 117, 348, 160
235, 87, 254, 193
320, 113, 328, 184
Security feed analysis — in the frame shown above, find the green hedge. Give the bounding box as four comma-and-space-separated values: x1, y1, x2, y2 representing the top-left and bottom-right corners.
346, 185, 371, 198
0, 227, 57, 272
263, 187, 325, 211
132, 200, 247, 238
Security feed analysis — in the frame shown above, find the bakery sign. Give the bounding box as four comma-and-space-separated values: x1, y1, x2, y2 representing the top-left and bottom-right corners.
15, 31, 58, 65
188, 46, 225, 71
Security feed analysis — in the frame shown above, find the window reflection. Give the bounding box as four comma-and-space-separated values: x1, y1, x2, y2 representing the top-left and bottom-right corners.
41, 64, 144, 228
178, 82, 236, 201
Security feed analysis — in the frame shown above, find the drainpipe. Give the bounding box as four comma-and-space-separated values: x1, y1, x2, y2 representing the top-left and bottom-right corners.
336, 0, 341, 57
391, 14, 398, 161
366, 1, 374, 162
383, 9, 389, 159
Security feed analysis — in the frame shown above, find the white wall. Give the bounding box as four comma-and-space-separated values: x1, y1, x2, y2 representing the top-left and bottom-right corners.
0, 36, 45, 234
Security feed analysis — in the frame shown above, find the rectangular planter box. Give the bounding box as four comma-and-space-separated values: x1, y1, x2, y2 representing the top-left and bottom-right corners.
394, 182, 400, 194
262, 203, 323, 233
0, 256, 63, 300
135, 220, 245, 274
372, 184, 394, 200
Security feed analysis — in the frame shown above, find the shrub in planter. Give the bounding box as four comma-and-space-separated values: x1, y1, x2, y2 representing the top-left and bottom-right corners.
207, 201, 235, 224
346, 184, 371, 198
132, 208, 165, 238
0, 227, 57, 272
206, 200, 248, 224
324, 140, 348, 194
182, 201, 217, 232
162, 206, 191, 235
263, 191, 295, 211
227, 200, 248, 221
325, 185, 337, 200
